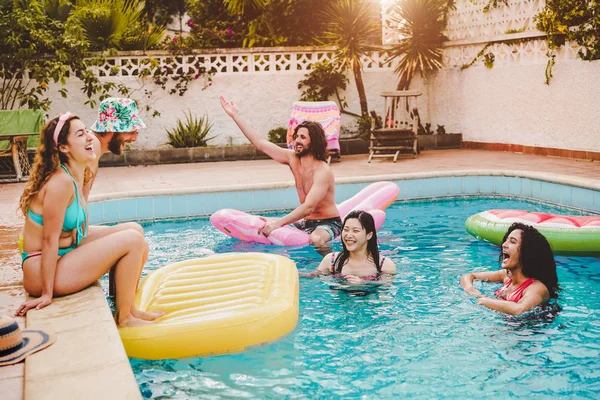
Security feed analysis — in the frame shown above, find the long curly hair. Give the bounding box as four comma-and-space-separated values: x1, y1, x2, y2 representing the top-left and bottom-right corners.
19, 114, 80, 216
293, 121, 328, 162
333, 210, 380, 273
498, 222, 559, 298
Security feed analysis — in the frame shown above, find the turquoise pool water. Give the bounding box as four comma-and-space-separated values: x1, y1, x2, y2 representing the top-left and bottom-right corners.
117, 198, 600, 399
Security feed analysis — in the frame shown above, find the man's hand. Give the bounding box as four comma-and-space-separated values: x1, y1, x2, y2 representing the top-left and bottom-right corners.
259, 218, 281, 237
220, 96, 238, 118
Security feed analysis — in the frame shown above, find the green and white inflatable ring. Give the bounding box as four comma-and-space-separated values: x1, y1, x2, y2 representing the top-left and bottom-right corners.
465, 209, 600, 256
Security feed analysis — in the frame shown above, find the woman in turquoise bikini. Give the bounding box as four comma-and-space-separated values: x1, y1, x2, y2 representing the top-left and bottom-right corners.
16, 113, 160, 327
300, 210, 396, 283
460, 222, 559, 315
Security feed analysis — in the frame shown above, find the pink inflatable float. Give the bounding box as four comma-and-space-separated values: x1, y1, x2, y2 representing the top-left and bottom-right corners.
210, 181, 400, 246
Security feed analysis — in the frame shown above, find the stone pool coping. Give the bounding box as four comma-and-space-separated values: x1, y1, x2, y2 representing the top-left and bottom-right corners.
90, 169, 600, 202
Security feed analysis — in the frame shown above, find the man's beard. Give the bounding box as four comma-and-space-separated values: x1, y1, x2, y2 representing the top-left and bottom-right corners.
108, 134, 125, 155
294, 145, 311, 158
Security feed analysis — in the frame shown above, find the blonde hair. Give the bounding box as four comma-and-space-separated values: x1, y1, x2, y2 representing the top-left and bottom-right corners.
19, 115, 80, 216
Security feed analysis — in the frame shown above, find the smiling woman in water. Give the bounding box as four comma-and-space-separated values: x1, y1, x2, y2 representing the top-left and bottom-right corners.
460, 222, 559, 315
299, 210, 396, 284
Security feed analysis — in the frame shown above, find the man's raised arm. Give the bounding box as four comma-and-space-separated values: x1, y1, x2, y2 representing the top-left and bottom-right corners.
220, 96, 291, 164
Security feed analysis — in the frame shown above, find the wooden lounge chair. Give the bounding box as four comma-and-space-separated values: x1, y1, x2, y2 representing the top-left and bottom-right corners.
0, 109, 44, 182
368, 91, 422, 163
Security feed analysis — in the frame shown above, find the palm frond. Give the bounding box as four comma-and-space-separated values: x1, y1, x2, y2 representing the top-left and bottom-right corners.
222, 0, 265, 15
320, 0, 379, 71
69, 0, 144, 50
387, 0, 448, 89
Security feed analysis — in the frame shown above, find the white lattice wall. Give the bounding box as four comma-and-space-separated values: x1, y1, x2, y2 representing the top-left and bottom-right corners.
443, 38, 584, 68
47, 47, 398, 149
444, 0, 545, 41
92, 48, 394, 78
382, 0, 545, 44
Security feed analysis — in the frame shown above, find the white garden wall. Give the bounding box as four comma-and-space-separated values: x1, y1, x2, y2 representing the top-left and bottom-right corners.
46, 48, 397, 149
45, 0, 599, 152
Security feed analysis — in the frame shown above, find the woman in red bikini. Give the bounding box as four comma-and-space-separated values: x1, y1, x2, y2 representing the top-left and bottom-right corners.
299, 210, 396, 283
460, 222, 558, 315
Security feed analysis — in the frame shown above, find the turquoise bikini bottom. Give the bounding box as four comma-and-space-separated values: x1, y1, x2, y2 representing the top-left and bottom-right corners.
21, 244, 77, 265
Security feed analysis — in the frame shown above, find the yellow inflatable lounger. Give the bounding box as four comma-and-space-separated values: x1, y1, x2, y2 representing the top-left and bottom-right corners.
119, 253, 299, 360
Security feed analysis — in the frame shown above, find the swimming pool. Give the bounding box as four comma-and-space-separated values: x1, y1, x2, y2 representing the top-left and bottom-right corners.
116, 197, 600, 399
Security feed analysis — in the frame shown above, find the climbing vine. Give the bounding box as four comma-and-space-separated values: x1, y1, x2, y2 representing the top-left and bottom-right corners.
461, 0, 600, 84
535, 0, 600, 84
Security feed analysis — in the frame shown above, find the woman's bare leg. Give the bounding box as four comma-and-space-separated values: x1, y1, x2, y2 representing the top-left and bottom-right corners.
84, 223, 149, 296
22, 229, 154, 327
109, 231, 151, 327
85, 225, 161, 320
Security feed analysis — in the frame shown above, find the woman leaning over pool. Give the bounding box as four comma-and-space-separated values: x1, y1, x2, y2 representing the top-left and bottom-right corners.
460, 222, 559, 315
16, 113, 160, 327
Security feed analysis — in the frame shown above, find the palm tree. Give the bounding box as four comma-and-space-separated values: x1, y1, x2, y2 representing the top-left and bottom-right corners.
386, 0, 448, 90
67, 0, 164, 51
321, 0, 379, 118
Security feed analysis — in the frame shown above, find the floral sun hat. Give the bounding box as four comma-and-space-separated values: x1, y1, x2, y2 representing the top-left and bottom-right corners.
90, 97, 147, 133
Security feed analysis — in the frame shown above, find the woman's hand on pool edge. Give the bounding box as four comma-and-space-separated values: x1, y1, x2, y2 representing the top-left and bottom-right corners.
15, 294, 52, 316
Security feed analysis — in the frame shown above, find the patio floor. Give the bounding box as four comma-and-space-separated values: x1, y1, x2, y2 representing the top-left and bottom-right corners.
0, 149, 598, 399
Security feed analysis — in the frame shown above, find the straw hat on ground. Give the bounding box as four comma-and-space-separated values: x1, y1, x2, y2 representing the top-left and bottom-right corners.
0, 315, 55, 367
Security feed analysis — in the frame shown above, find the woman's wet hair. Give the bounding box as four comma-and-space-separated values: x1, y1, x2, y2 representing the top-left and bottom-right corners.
499, 222, 559, 298
333, 210, 380, 273
19, 114, 80, 216
292, 121, 328, 162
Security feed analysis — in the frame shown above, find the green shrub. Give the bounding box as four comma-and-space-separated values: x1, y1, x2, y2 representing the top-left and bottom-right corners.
418, 122, 433, 136
298, 61, 348, 104
268, 127, 288, 144
166, 112, 215, 148
356, 116, 372, 141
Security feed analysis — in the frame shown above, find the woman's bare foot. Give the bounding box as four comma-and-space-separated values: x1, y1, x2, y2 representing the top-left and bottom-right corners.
117, 315, 154, 328
131, 308, 166, 321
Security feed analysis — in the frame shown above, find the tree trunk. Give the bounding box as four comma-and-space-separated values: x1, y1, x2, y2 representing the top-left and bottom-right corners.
352, 61, 369, 117
396, 74, 410, 90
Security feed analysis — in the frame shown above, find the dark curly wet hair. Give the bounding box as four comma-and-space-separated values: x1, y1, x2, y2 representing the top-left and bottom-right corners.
292, 120, 328, 162
333, 210, 380, 274
499, 222, 559, 298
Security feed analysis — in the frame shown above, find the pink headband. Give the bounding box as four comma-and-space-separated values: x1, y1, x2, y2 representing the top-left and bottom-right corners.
53, 112, 73, 146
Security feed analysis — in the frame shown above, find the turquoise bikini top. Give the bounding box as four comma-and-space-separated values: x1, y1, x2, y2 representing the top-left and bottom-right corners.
27, 164, 88, 245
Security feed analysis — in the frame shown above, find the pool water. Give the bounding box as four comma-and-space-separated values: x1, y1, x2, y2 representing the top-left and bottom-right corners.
117, 198, 600, 399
